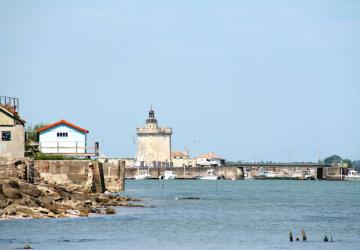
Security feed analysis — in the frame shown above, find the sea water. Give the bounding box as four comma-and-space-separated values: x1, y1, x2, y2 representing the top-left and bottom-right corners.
0, 180, 359, 250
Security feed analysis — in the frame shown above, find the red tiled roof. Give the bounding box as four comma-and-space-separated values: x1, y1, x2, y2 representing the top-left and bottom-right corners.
37, 119, 89, 133
171, 151, 188, 158
199, 152, 222, 159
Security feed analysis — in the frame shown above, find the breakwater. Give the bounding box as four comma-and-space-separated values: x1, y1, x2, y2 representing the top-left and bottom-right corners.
126, 166, 243, 180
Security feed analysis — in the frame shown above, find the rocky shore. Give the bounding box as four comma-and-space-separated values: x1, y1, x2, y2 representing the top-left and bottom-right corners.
0, 178, 143, 220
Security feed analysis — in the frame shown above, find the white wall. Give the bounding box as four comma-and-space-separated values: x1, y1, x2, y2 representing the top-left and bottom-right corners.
39, 124, 87, 154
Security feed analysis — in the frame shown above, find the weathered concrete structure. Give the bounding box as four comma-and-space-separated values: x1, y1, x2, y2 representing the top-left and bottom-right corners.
34, 160, 125, 192
0, 96, 25, 160
136, 108, 172, 167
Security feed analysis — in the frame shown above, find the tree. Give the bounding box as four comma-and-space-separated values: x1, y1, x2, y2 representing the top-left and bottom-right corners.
323, 155, 342, 165
25, 123, 47, 157
342, 159, 352, 168
26, 123, 47, 143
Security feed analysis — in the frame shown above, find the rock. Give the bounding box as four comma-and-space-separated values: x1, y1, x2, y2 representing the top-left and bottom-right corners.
14, 198, 38, 208
2, 187, 22, 199
14, 205, 35, 216
0, 200, 8, 209
66, 209, 80, 216
105, 207, 116, 214
4, 204, 17, 215
6, 179, 20, 189
36, 196, 53, 208
20, 183, 42, 198
95, 196, 110, 204
38, 207, 50, 214
23, 243, 32, 249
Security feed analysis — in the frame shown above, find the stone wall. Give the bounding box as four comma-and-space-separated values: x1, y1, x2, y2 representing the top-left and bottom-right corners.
101, 160, 125, 192
34, 160, 125, 193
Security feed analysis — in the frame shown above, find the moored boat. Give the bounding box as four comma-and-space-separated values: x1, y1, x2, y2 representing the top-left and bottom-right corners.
159, 171, 177, 180
134, 169, 152, 180
345, 170, 360, 182
196, 169, 219, 180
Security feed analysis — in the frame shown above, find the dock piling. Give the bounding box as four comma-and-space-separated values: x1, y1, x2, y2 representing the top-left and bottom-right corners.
301, 229, 307, 241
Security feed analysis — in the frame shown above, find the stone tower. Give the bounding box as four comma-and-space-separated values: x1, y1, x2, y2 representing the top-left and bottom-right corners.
135, 108, 172, 167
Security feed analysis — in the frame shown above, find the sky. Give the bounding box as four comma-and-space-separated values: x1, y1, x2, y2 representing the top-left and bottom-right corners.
1, 0, 359, 162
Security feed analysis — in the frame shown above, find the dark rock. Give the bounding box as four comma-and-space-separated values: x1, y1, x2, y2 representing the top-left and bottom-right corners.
105, 207, 116, 214
13, 197, 38, 208
2, 187, 22, 199
6, 179, 20, 189
177, 197, 200, 200
0, 200, 8, 209
20, 183, 42, 198
36, 196, 53, 208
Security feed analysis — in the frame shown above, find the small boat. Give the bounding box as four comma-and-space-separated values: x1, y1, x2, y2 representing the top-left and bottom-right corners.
159, 171, 177, 180
345, 170, 360, 182
257, 168, 276, 178
134, 169, 152, 180
196, 169, 219, 180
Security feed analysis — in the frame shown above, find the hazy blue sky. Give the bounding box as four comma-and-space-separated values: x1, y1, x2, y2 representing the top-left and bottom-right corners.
1, 0, 359, 161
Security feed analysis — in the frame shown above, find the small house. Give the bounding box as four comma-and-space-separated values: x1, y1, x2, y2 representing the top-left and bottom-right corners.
171, 150, 196, 167
37, 120, 89, 155
0, 96, 25, 159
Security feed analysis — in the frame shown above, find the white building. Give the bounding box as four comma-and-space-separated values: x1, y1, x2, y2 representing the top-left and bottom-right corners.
37, 120, 89, 155
196, 152, 226, 167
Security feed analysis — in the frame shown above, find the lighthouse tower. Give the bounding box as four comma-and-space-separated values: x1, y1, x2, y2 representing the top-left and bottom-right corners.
135, 108, 172, 167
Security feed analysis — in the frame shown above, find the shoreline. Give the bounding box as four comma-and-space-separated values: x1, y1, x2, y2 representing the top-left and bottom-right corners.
0, 177, 143, 220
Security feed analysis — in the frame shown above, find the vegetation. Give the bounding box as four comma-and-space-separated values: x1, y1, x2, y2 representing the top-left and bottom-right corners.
323, 155, 342, 165
34, 153, 82, 160
26, 123, 47, 143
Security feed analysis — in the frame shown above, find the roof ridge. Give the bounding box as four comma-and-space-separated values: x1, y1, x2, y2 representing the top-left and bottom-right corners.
37, 120, 89, 133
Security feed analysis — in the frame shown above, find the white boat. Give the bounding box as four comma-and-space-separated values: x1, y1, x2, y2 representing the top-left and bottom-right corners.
196, 169, 219, 180
345, 170, 360, 182
159, 171, 177, 180
134, 169, 152, 180
258, 168, 276, 178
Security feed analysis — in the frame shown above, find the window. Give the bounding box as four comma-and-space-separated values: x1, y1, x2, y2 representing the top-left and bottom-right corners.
57, 132, 68, 137
2, 131, 11, 141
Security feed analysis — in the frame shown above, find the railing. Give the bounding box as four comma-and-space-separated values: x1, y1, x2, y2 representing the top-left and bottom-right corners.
39, 141, 99, 157
0, 96, 19, 114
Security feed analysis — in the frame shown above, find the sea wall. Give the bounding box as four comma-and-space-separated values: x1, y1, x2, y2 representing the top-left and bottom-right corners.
34, 160, 125, 192
126, 166, 244, 180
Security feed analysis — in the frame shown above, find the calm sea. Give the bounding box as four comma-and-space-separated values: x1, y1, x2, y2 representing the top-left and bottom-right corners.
1, 180, 360, 250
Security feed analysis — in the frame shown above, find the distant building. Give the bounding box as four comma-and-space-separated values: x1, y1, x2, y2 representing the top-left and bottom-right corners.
37, 120, 89, 155
171, 150, 196, 167
0, 96, 25, 159
196, 152, 226, 167
135, 108, 172, 167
